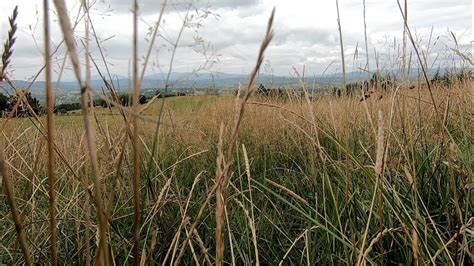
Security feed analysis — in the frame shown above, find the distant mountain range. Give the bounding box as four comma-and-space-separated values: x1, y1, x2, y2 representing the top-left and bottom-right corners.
9, 72, 296, 93
3, 68, 469, 103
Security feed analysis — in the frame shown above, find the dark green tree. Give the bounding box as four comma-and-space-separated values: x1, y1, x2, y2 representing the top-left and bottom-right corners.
0, 93, 9, 112
119, 94, 130, 106
94, 98, 108, 108
8, 91, 41, 117
139, 94, 147, 104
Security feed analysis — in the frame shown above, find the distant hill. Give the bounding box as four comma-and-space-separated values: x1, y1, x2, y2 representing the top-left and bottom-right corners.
6, 72, 299, 99
4, 68, 470, 103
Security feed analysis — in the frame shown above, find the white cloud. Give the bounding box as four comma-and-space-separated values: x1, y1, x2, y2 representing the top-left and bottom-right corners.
0, 0, 471, 81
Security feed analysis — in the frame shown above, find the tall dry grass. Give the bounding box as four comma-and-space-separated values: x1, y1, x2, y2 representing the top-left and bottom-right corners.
43, 0, 58, 264
0, 0, 472, 265
1, 78, 471, 264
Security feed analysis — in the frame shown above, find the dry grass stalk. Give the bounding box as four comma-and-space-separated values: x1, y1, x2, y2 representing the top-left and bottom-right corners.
143, 230, 158, 265
265, 178, 308, 205
292, 67, 325, 161
403, 166, 415, 187
164, 218, 189, 265
242, 144, 259, 265
0, 144, 33, 265
411, 221, 420, 265
375, 110, 385, 177
173, 179, 219, 265
215, 123, 226, 265
52, 0, 82, 82
223, 203, 237, 266
83, 179, 91, 265
362, 0, 369, 75
360, 0, 377, 137
191, 227, 212, 266
401, 0, 408, 86
173, 171, 211, 265
0, 9, 32, 265
233, 198, 259, 264
52, 0, 109, 264
81, 1, 92, 264
375, 110, 386, 263
396, 0, 440, 123
0, 6, 18, 81
451, 48, 474, 66
138, 0, 167, 87
43, 0, 58, 264
304, 230, 310, 265
357, 110, 385, 266
279, 226, 319, 265
214, 8, 275, 265
131, 1, 142, 264
362, 227, 403, 260
335, 0, 346, 92
0, 7, 25, 132
433, 217, 474, 261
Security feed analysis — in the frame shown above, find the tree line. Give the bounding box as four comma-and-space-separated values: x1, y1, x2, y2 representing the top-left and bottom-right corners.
0, 92, 150, 116
0, 91, 41, 117
334, 70, 472, 99
55, 94, 148, 114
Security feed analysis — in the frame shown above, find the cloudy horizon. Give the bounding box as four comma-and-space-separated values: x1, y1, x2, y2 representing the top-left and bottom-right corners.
0, 0, 472, 82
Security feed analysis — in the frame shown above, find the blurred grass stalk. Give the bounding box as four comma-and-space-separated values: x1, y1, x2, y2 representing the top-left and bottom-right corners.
43, 0, 58, 264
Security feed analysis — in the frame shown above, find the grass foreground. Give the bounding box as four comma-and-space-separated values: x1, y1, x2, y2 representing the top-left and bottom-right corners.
0, 80, 473, 264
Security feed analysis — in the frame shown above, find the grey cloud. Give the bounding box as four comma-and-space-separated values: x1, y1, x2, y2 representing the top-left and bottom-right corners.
273, 28, 337, 47
408, 0, 471, 11
98, 0, 259, 15
11, 39, 42, 58
2, 0, 471, 80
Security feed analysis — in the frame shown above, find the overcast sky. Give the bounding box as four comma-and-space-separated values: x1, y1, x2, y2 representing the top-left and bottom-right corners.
0, 0, 472, 81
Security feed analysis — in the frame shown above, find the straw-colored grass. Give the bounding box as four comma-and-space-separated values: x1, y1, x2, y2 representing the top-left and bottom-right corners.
0, 79, 472, 264
0, 1, 472, 265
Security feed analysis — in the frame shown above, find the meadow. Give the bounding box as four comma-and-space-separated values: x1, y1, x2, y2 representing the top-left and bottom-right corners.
1, 79, 473, 264
0, 0, 473, 265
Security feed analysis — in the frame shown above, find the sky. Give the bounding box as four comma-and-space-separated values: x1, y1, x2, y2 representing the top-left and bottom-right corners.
0, 0, 472, 81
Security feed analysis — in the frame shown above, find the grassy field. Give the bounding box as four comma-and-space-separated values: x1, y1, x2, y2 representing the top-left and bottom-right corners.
1, 79, 472, 264
0, 1, 473, 265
